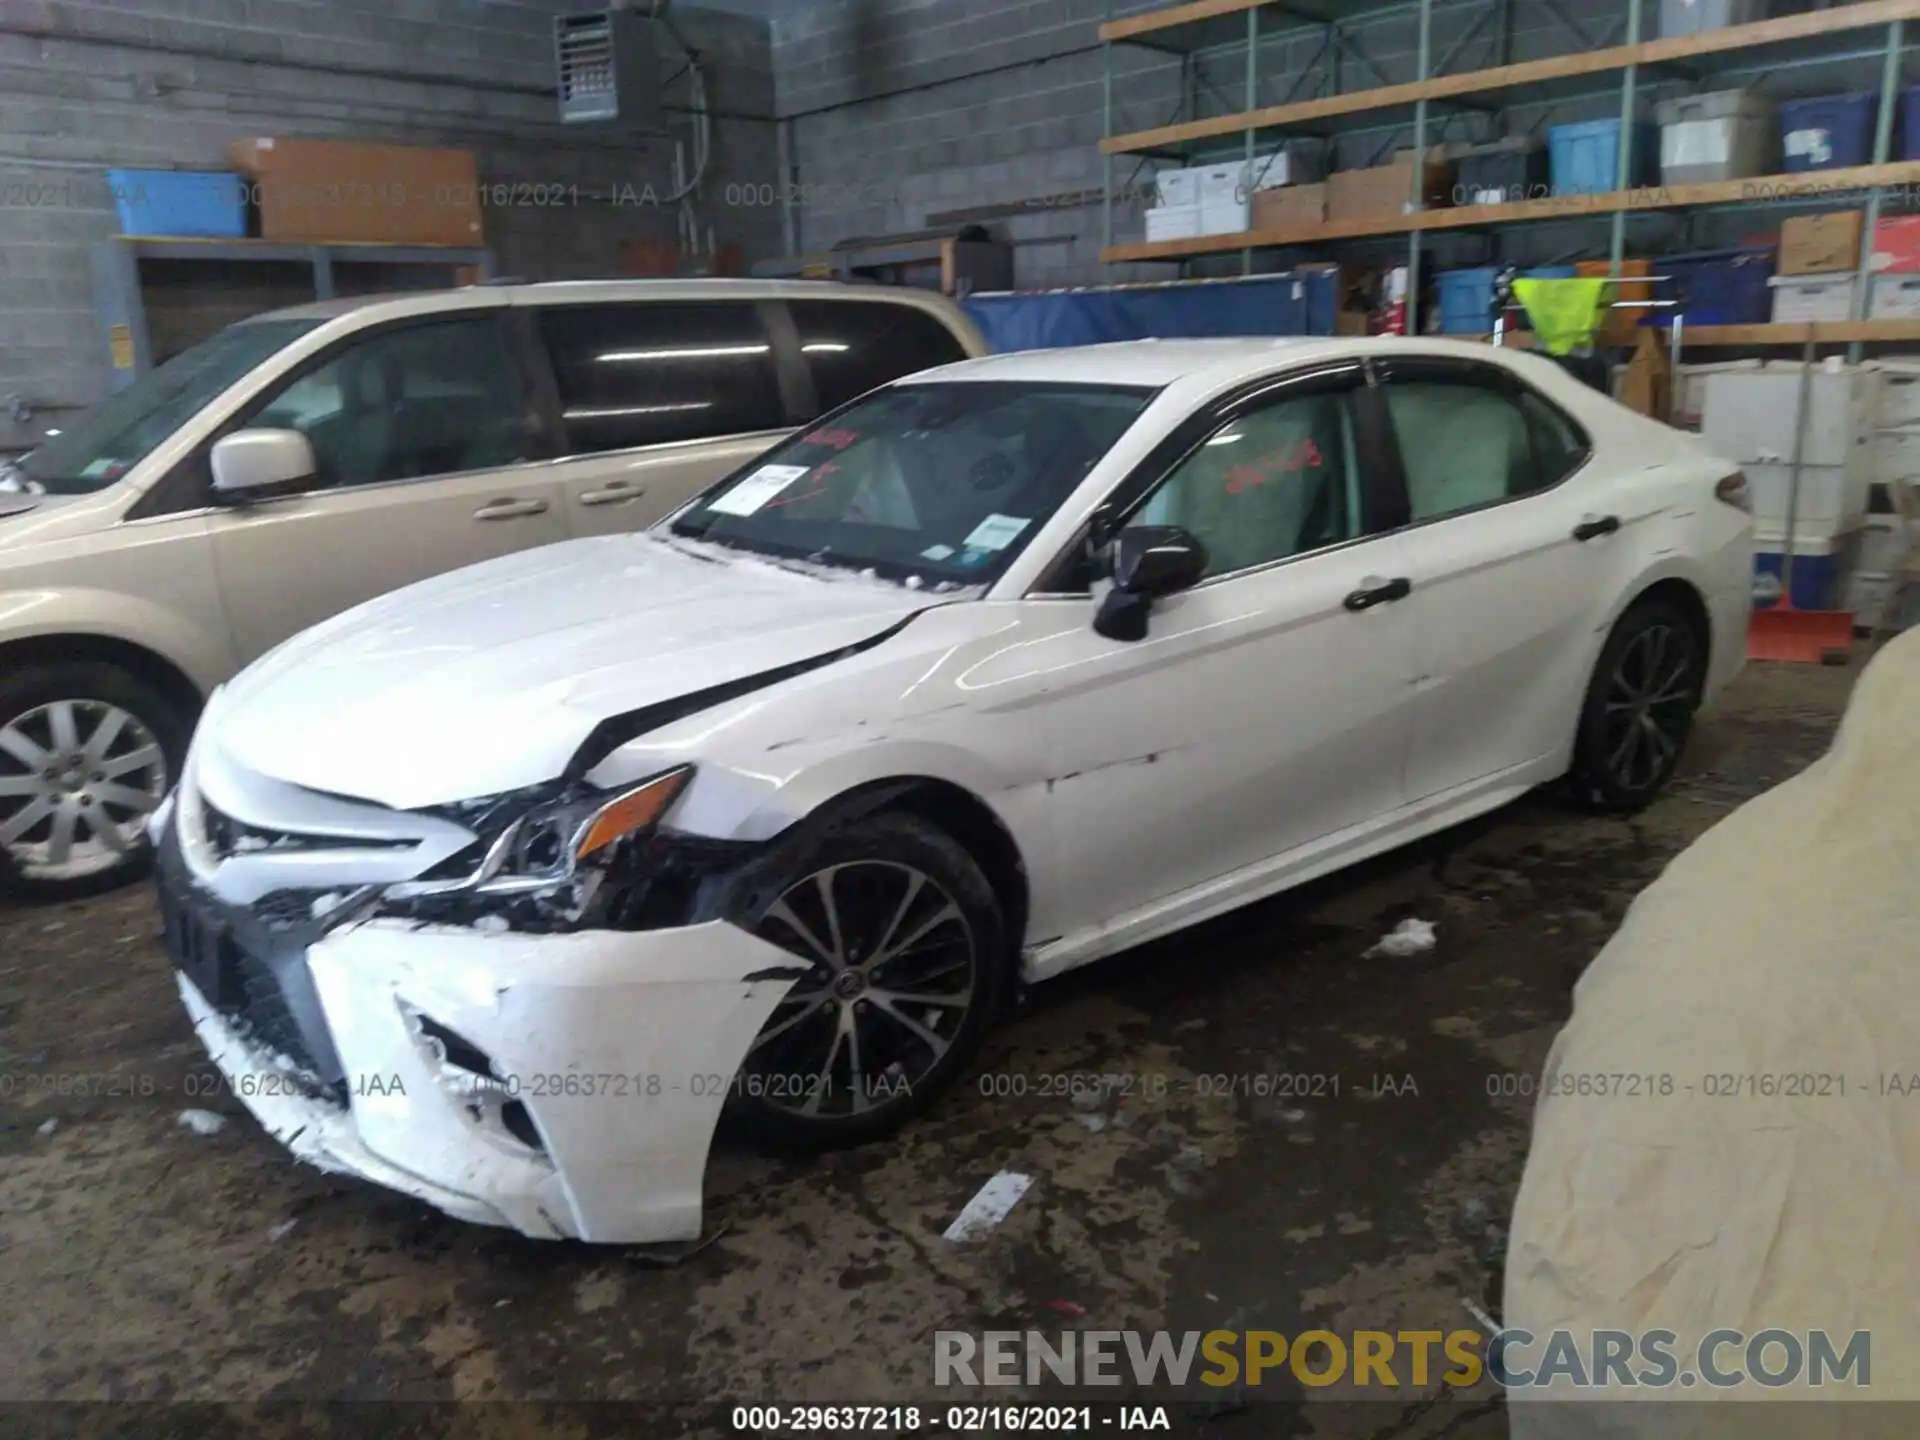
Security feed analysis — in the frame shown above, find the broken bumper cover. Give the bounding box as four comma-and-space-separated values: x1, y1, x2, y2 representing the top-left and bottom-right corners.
174, 910, 805, 1244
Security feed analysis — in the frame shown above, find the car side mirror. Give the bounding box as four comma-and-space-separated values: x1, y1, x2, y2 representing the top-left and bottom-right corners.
210, 428, 318, 504
1093, 525, 1208, 642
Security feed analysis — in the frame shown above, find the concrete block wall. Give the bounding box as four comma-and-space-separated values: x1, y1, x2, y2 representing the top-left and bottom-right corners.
768, 0, 1890, 291
0, 0, 778, 450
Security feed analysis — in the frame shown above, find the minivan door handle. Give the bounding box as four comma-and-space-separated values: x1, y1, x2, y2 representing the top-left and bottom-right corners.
473, 497, 550, 521
1344, 576, 1412, 612
1573, 514, 1621, 542
578, 482, 646, 508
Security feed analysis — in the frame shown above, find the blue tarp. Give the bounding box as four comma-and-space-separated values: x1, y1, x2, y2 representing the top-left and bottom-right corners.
962, 271, 1342, 353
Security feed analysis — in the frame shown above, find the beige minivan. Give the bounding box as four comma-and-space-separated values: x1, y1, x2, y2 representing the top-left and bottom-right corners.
0, 279, 987, 898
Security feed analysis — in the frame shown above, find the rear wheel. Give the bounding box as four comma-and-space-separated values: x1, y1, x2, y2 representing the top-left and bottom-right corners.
728, 811, 1008, 1149
1568, 598, 1704, 813
0, 663, 190, 901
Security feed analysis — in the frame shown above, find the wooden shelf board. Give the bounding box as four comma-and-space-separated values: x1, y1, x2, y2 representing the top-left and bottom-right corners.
1475, 322, 1920, 347
1101, 160, 1920, 263
1103, 0, 1920, 155
1100, 0, 1271, 48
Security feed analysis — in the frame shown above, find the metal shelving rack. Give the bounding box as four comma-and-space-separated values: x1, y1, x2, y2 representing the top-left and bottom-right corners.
90, 236, 497, 390
1098, 0, 1918, 349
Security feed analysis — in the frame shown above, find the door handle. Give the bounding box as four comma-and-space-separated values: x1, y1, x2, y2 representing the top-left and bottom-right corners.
578, 482, 646, 507
473, 497, 550, 521
1344, 577, 1412, 612
1573, 515, 1622, 542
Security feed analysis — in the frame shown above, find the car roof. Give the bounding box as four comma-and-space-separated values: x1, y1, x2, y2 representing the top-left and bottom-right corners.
901, 335, 1547, 390
255, 277, 969, 325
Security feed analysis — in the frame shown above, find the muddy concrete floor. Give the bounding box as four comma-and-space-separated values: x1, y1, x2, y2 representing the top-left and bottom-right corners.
0, 660, 1862, 1437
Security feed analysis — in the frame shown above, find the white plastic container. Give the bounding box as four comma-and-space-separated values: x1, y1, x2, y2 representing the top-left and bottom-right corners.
1702, 366, 1875, 470
1857, 512, 1914, 574
1872, 427, 1920, 485
1744, 464, 1870, 528
1769, 272, 1858, 324
1660, 0, 1771, 38
1875, 362, 1920, 427
1869, 276, 1920, 319
1842, 569, 1898, 629
1655, 89, 1777, 184
1155, 169, 1199, 207
1145, 204, 1201, 241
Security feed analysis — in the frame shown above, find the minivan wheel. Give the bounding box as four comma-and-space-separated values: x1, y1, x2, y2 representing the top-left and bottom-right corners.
728, 811, 1008, 1150
1568, 599, 1704, 814
0, 663, 190, 901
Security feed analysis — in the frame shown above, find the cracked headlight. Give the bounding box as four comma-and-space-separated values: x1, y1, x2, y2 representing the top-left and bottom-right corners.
388, 765, 694, 906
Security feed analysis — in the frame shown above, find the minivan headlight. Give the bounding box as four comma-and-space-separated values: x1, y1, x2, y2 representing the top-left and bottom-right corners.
388, 766, 693, 903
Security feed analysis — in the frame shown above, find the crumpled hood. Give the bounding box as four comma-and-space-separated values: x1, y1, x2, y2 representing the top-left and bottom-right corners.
212, 534, 942, 809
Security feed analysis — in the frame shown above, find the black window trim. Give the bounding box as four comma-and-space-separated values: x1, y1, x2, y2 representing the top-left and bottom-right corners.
126, 306, 535, 523
1026, 359, 1407, 598
522, 297, 805, 465
1360, 353, 1595, 535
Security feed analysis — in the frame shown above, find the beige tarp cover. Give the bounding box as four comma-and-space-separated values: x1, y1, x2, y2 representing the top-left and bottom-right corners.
1505, 629, 1920, 1439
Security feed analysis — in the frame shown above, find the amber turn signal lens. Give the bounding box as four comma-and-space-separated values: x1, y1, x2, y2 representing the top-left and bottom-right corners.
572, 768, 693, 860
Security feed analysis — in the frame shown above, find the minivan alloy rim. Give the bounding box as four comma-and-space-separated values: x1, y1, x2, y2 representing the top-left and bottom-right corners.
747, 861, 977, 1120
0, 700, 167, 881
1601, 624, 1694, 793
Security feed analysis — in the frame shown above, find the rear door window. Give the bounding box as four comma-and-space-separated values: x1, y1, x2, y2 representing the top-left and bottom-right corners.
537, 301, 787, 455
787, 300, 971, 412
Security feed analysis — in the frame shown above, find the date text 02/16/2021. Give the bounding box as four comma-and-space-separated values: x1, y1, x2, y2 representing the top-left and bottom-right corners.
731, 1405, 1172, 1433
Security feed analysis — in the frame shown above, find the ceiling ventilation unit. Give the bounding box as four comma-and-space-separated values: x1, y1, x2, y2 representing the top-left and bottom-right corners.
556, 7, 663, 131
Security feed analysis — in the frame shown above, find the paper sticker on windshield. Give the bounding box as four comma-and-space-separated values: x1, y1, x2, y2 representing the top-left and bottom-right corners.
962, 513, 1030, 552
707, 464, 811, 517
80, 458, 120, 480
922, 543, 956, 562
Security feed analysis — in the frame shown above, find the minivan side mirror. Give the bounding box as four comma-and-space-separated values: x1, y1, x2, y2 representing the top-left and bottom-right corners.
1093, 525, 1208, 642
210, 429, 318, 504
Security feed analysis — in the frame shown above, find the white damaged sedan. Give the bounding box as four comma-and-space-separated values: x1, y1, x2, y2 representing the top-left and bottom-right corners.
155, 338, 1754, 1242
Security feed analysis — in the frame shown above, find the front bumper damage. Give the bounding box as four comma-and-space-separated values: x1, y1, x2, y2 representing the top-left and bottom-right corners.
160, 828, 806, 1244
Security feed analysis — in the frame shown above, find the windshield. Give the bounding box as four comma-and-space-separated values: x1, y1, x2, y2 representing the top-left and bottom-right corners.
19, 319, 322, 494
669, 380, 1158, 585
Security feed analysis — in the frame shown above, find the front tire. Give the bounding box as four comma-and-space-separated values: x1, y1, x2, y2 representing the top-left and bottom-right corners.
1568, 598, 1704, 813
726, 811, 1009, 1150
0, 663, 190, 901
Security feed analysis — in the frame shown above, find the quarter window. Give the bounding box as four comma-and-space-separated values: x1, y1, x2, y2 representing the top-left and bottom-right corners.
246, 318, 527, 490
1128, 390, 1362, 578
787, 300, 970, 411
1381, 376, 1575, 522
538, 301, 786, 454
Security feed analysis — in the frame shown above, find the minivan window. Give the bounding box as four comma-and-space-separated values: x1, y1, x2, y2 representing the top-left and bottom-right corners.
538, 301, 787, 455
19, 319, 320, 494
244, 318, 528, 489
788, 300, 970, 411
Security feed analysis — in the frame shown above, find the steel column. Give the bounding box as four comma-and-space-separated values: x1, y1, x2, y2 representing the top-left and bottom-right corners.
1850, 17, 1905, 359
1609, 0, 1644, 272
1103, 39, 1116, 254
1243, 6, 1259, 275
1407, 0, 1434, 334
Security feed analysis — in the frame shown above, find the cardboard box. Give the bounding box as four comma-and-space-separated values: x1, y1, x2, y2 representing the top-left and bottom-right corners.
1769, 272, 1857, 325
1145, 204, 1202, 242
230, 138, 484, 246
1252, 183, 1326, 231
1577, 258, 1654, 343
1872, 214, 1920, 275
1326, 149, 1453, 223
1780, 211, 1864, 276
